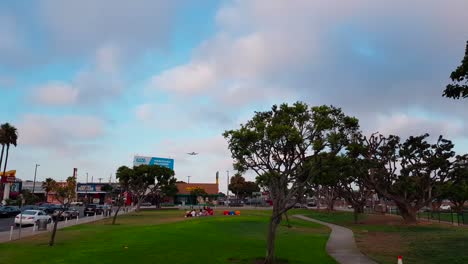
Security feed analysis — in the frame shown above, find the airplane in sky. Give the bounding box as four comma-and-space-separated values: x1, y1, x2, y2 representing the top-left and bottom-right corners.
187, 152, 199, 155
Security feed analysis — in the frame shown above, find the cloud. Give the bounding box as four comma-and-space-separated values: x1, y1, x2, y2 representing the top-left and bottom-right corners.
135, 104, 155, 123
17, 114, 106, 155
33, 82, 78, 105
372, 113, 466, 140
39, 0, 178, 57
147, 0, 468, 135
151, 62, 217, 94
31, 44, 124, 106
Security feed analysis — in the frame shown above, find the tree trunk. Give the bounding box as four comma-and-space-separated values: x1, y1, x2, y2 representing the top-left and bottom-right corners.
136, 198, 142, 211
2, 145, 9, 176
49, 216, 60, 246
0, 144, 5, 172
396, 203, 418, 224
265, 212, 281, 264
112, 206, 121, 225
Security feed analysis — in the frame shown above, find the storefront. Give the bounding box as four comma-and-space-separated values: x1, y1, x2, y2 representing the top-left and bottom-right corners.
76, 183, 111, 204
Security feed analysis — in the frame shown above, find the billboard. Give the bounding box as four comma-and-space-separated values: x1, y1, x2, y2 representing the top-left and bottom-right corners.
133, 156, 174, 170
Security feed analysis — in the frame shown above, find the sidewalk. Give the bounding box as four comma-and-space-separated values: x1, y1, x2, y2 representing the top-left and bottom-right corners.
0, 208, 135, 243
294, 215, 377, 264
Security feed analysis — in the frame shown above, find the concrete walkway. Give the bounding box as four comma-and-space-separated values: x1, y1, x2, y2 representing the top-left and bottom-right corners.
294, 215, 377, 264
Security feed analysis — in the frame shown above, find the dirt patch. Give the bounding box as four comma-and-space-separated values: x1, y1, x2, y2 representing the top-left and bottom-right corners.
359, 214, 407, 226
356, 231, 408, 261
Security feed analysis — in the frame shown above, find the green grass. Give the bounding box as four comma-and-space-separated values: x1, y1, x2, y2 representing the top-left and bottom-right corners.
0, 210, 335, 264
295, 209, 468, 264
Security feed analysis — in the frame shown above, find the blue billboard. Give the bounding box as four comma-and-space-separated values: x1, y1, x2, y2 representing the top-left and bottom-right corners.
133, 156, 174, 170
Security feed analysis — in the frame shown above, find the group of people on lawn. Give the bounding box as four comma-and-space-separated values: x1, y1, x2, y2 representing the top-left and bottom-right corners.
185, 206, 214, 217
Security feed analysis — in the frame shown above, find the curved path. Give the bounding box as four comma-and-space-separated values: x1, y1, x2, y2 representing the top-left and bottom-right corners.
294, 215, 377, 264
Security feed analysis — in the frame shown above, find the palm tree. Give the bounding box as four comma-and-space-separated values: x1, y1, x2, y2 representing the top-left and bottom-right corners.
1, 123, 18, 177
42, 178, 57, 202
0, 125, 6, 174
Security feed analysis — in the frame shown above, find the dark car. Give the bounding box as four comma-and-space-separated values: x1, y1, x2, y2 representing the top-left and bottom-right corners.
84, 204, 103, 216
21, 205, 40, 211
55, 208, 79, 220
0, 206, 21, 218
40, 204, 63, 214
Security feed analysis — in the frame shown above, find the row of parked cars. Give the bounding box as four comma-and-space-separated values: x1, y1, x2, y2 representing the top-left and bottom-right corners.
1, 203, 112, 227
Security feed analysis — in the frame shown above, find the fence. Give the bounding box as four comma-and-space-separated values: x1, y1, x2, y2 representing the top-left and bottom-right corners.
0, 206, 136, 243
365, 207, 468, 226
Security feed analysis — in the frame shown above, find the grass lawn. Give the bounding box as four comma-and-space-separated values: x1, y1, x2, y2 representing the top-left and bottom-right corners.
294, 209, 468, 264
0, 210, 335, 264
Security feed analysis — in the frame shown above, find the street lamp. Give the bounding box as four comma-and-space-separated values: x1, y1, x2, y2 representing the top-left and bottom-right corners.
32, 164, 40, 195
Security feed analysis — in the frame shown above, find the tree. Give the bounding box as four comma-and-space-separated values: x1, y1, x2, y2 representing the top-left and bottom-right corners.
0, 125, 6, 174
189, 187, 207, 205
224, 102, 359, 264
362, 133, 455, 223
228, 173, 260, 199
114, 166, 132, 225
42, 178, 57, 202
148, 166, 177, 208
101, 184, 113, 205
335, 151, 373, 223
1, 123, 18, 181
442, 154, 468, 213
49, 177, 76, 246
443, 41, 468, 99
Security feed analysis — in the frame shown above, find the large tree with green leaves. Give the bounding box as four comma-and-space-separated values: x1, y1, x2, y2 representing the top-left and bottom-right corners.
362, 133, 455, 223
443, 41, 468, 99
148, 165, 177, 208
224, 102, 359, 264
228, 173, 260, 200
116, 164, 175, 211
442, 154, 468, 213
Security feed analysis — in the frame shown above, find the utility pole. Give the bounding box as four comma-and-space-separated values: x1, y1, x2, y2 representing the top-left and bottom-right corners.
85, 173, 89, 205
98, 178, 103, 183
32, 164, 40, 196
187, 176, 191, 183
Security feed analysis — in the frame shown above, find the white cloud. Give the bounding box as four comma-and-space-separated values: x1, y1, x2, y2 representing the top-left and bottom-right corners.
373, 113, 466, 140
135, 104, 155, 123
17, 114, 105, 155
33, 82, 78, 105
151, 62, 217, 94
31, 45, 123, 106
39, 1, 178, 57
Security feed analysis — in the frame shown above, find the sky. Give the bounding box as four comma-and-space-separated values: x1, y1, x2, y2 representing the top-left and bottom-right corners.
1, 0, 468, 193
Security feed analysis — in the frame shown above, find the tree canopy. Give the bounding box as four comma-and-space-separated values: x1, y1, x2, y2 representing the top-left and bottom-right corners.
224, 102, 359, 264
443, 41, 468, 99
228, 173, 260, 199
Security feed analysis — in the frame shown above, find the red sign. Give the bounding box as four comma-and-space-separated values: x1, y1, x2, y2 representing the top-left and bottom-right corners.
1, 176, 15, 183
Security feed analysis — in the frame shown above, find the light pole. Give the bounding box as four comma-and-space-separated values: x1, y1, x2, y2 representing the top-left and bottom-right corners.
187, 176, 191, 183
32, 164, 40, 196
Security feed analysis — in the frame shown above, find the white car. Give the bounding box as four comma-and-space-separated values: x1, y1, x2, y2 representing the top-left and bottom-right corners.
14, 210, 52, 226
440, 205, 451, 211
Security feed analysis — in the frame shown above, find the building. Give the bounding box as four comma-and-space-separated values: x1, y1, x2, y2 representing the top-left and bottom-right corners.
173, 182, 219, 205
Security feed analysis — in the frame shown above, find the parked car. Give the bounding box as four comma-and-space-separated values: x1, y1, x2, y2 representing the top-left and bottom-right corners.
70, 201, 84, 206
84, 204, 103, 216
0, 206, 21, 218
21, 205, 40, 211
55, 208, 79, 220
440, 205, 451, 211
39, 204, 63, 214
141, 202, 152, 207
14, 210, 52, 226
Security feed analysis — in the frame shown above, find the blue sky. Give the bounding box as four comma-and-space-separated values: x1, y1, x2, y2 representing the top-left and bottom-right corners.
1, 0, 468, 192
